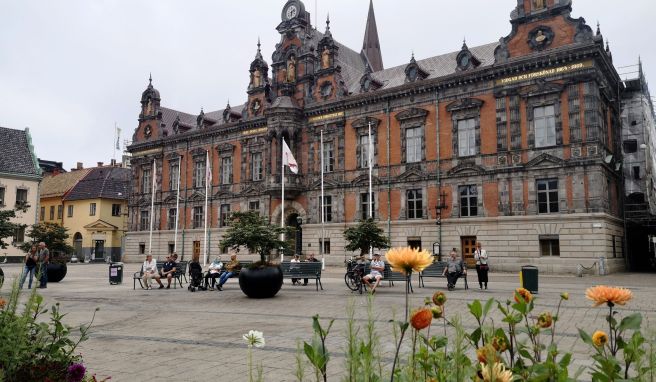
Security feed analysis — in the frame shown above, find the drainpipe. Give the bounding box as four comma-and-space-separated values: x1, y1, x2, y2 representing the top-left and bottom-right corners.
435, 90, 442, 260
386, 98, 392, 241
182, 140, 189, 261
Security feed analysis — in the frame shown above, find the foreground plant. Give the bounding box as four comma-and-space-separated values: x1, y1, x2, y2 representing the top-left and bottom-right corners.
243, 330, 265, 382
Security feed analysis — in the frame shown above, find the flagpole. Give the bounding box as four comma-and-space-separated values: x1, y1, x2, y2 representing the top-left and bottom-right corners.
113, 122, 117, 162
368, 121, 373, 260
203, 150, 210, 266
320, 126, 325, 270
173, 155, 181, 253
148, 158, 156, 257
280, 138, 285, 263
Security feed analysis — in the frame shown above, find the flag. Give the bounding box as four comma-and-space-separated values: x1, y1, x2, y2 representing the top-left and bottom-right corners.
282, 139, 298, 174
115, 127, 121, 150
205, 151, 212, 184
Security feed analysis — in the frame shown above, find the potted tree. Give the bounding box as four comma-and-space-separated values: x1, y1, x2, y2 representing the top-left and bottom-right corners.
220, 211, 290, 298
343, 218, 391, 257
20, 222, 74, 283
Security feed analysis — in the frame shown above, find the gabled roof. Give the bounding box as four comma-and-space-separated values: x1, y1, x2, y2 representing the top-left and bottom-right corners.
0, 126, 41, 178
64, 167, 130, 201
40, 168, 93, 198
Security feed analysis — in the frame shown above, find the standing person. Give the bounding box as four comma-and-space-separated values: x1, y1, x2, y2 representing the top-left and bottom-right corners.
302, 253, 320, 286
216, 253, 240, 291
160, 255, 177, 289
290, 254, 301, 285
19, 245, 38, 289
474, 242, 489, 290
36, 242, 49, 289
142, 254, 164, 289
363, 253, 384, 294
442, 249, 466, 291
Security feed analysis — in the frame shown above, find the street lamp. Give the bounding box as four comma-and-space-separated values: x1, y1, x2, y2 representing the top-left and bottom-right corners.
435, 191, 447, 261
295, 216, 303, 256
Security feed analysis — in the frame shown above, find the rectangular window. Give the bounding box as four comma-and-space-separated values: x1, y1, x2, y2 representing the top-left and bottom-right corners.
496, 97, 508, 151
111, 204, 121, 217
168, 208, 177, 230
194, 160, 205, 188
568, 84, 581, 142
14, 226, 25, 244
57, 205, 63, 219
15, 189, 27, 205
140, 210, 149, 231
360, 192, 376, 220
220, 204, 231, 227
537, 179, 559, 214
459, 185, 478, 217
169, 161, 179, 191
40, 207, 45, 221
623, 139, 638, 153
406, 189, 423, 219
139, 243, 146, 255
359, 135, 373, 168
584, 82, 600, 141
405, 126, 422, 163
168, 243, 175, 255
49, 206, 55, 220
221, 157, 232, 185
67, 205, 74, 218
249, 200, 260, 211
89, 203, 96, 216
322, 195, 332, 222
0, 187, 5, 205
539, 235, 560, 256
633, 166, 641, 180
322, 140, 334, 173
509, 95, 521, 150
534, 105, 556, 147
142, 168, 151, 194
457, 118, 476, 157
320, 239, 331, 255
251, 153, 263, 181
193, 206, 204, 229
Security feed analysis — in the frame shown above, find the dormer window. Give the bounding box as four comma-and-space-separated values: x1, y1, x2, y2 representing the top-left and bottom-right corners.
360, 71, 382, 93
456, 43, 481, 71
404, 55, 428, 83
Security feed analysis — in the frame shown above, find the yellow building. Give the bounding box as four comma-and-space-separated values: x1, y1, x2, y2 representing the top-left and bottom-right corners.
39, 168, 92, 226
61, 166, 130, 261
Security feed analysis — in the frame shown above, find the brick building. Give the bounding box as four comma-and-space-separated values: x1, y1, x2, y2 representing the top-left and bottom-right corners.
126, 0, 628, 273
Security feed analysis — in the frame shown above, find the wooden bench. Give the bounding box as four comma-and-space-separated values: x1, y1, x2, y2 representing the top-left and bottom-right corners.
363, 263, 414, 293
418, 261, 468, 289
281, 261, 323, 291
133, 261, 187, 290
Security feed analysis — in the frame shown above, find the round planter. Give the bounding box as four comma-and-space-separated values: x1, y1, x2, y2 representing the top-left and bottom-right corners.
47, 263, 68, 283
238, 265, 283, 298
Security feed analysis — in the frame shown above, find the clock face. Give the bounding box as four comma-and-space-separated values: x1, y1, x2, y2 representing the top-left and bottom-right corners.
285, 5, 298, 19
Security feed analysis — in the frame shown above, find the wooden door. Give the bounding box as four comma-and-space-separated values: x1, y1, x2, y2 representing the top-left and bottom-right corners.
193, 241, 201, 261
461, 236, 477, 267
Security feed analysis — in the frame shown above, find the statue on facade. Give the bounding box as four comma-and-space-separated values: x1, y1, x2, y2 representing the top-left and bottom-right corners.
321, 47, 330, 69
286, 56, 296, 82
253, 70, 262, 87
533, 0, 545, 10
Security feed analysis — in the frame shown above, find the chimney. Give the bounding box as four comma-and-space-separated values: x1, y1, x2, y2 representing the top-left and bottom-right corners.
75, 162, 83, 171
110, 159, 116, 166
97, 162, 103, 167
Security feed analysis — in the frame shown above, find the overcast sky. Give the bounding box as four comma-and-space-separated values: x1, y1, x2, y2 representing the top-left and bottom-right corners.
1, 0, 653, 171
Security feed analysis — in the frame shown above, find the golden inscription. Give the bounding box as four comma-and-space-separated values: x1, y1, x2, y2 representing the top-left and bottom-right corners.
308, 111, 345, 123
242, 127, 267, 136
495, 60, 593, 86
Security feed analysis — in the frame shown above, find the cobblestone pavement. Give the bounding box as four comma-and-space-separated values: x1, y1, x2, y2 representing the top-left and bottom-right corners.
1, 263, 655, 381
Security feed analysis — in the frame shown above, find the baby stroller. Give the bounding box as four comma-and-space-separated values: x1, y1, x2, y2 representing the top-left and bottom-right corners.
188, 261, 207, 292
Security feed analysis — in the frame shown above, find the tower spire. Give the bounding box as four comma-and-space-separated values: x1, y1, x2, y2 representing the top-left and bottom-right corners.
361, 0, 383, 72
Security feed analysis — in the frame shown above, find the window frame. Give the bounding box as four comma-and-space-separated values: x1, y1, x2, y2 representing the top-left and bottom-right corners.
322, 140, 334, 173
457, 118, 476, 157
360, 192, 376, 220
142, 168, 151, 194
67, 205, 74, 218
459, 185, 478, 217
89, 202, 96, 216
539, 235, 560, 256
167, 208, 177, 230
322, 195, 332, 222
359, 134, 374, 169
537, 178, 559, 214
251, 152, 263, 181
221, 156, 233, 185
534, 104, 557, 148
192, 206, 204, 229
0, 187, 5, 206
406, 189, 423, 219
140, 210, 149, 231
193, 159, 206, 189
169, 160, 180, 191
405, 126, 422, 163
111, 203, 121, 217
220, 204, 231, 227
57, 205, 63, 219
49, 206, 55, 220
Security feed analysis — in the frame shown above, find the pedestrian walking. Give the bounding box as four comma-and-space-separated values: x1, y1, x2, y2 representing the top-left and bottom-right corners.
474, 241, 489, 290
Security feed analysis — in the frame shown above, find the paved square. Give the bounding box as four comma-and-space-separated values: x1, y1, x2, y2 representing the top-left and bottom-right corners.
1, 263, 655, 381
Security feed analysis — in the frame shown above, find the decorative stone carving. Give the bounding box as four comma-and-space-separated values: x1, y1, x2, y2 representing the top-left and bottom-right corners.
494, 37, 510, 63
527, 26, 554, 51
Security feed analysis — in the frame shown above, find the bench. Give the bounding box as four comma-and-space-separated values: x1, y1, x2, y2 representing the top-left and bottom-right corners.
418, 261, 468, 290
209, 260, 253, 289
281, 261, 323, 291
133, 261, 188, 290
363, 263, 414, 293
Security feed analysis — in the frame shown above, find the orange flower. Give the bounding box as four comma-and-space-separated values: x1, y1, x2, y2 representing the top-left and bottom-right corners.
432, 291, 447, 306
385, 247, 433, 275
410, 307, 433, 330
592, 330, 608, 347
585, 285, 633, 307
537, 312, 553, 328
492, 336, 508, 353
514, 288, 533, 303
0, 297, 6, 310
480, 362, 513, 382
476, 344, 499, 364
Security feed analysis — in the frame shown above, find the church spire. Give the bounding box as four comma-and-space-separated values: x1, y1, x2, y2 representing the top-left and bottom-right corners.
361, 0, 383, 72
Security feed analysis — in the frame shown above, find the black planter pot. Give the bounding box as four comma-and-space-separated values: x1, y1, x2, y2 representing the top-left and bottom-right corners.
238, 265, 283, 298
47, 263, 68, 283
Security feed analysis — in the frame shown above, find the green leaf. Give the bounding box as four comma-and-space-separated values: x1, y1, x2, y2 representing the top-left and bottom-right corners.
468, 300, 482, 320
482, 298, 494, 318
618, 313, 642, 332
559, 353, 572, 367
578, 328, 594, 346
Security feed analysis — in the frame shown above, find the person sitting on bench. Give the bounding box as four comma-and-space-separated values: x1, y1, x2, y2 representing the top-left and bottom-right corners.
160, 255, 177, 289
443, 249, 466, 291
363, 253, 384, 294
142, 254, 164, 290
216, 254, 240, 291
206, 257, 223, 290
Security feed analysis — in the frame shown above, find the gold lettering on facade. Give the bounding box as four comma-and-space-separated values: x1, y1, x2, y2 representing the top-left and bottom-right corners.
242, 127, 267, 136
308, 111, 345, 123
495, 60, 593, 86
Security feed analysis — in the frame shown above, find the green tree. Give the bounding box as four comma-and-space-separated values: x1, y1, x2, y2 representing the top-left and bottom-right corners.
0, 209, 18, 250
19, 222, 74, 256
219, 211, 291, 264
343, 218, 390, 256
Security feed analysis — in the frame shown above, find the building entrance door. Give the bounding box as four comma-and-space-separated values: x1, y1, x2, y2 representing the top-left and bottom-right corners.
461, 236, 477, 267
193, 241, 201, 261
407, 238, 422, 250
93, 240, 105, 261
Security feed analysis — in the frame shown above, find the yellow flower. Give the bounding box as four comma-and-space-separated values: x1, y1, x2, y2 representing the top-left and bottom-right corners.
560, 292, 569, 300
492, 336, 508, 353
431, 306, 443, 319
410, 308, 433, 330
476, 344, 499, 365
585, 285, 633, 307
432, 291, 447, 306
385, 247, 433, 275
480, 362, 513, 382
592, 330, 608, 347
514, 288, 533, 303
537, 312, 553, 328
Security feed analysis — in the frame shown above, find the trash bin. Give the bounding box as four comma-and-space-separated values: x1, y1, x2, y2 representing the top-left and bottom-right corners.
521, 265, 538, 294
109, 262, 123, 285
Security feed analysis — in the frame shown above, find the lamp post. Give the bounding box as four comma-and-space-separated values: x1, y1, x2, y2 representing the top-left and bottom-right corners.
435, 191, 447, 261
295, 216, 303, 256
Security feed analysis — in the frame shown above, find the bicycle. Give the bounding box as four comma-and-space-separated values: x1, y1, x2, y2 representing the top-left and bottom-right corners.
344, 257, 366, 294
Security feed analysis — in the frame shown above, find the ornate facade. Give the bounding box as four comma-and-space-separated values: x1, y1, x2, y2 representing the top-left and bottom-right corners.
126, 0, 627, 273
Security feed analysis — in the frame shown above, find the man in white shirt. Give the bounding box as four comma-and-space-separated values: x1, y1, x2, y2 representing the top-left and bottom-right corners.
363, 253, 384, 294
142, 254, 164, 290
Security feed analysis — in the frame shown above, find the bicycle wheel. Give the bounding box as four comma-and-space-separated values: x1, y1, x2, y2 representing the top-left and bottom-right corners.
344, 272, 360, 291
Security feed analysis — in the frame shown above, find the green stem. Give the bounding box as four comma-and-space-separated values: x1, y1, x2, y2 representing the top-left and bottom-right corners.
249, 347, 253, 382
390, 324, 408, 382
